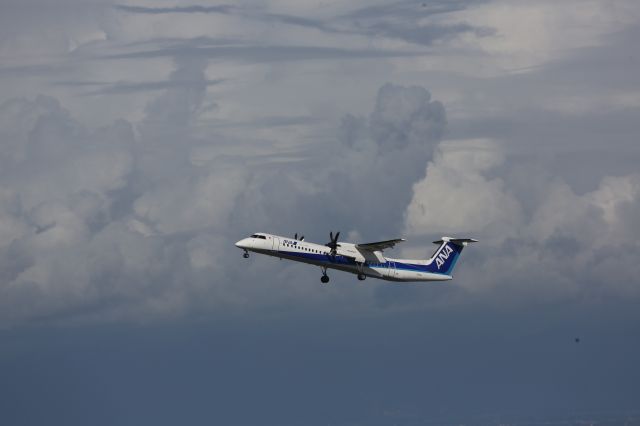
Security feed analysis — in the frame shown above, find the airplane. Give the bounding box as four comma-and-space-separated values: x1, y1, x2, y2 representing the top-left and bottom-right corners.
235, 231, 476, 283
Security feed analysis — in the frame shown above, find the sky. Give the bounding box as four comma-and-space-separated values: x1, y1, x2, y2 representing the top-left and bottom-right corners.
1, 0, 639, 424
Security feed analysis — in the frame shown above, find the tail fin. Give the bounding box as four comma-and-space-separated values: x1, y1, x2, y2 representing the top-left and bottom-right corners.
427, 237, 477, 276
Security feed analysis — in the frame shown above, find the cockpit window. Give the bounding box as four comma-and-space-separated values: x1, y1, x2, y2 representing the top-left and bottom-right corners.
250, 234, 267, 239
250, 234, 259, 238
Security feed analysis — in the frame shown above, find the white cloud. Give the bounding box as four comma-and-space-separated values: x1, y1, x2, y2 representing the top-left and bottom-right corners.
404, 139, 523, 244
0, 0, 639, 326
133, 165, 248, 234
448, 0, 640, 71
403, 137, 640, 302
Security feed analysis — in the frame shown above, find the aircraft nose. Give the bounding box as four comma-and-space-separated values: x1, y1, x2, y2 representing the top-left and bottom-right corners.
235, 238, 250, 249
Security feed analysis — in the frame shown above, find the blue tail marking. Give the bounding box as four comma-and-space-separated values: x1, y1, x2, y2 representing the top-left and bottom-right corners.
427, 242, 463, 275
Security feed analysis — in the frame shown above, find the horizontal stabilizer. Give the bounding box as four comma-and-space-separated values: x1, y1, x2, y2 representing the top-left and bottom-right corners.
432, 237, 478, 246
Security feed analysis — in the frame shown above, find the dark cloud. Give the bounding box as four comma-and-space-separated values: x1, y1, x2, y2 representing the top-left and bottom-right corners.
0, 63, 72, 76
368, 21, 495, 45
112, 1, 491, 48
340, 0, 494, 46
208, 114, 322, 129
114, 4, 236, 15
101, 43, 422, 63
342, 0, 484, 20
115, 3, 331, 33
53, 78, 226, 95
260, 12, 331, 32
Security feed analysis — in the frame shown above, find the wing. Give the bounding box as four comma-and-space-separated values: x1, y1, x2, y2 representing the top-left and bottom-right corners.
356, 238, 406, 252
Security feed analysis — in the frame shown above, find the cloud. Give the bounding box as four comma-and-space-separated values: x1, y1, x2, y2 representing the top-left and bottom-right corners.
1, 74, 639, 328
0, 95, 139, 325
405, 139, 522, 243
337, 0, 494, 46
404, 138, 640, 303
53, 78, 225, 96
230, 83, 447, 243
1, 0, 639, 328
0, 95, 134, 207
114, 3, 331, 33
1, 74, 458, 327
342, 0, 481, 20
2, 4, 640, 425
100, 44, 422, 63
114, 4, 236, 15
112, 1, 488, 45
440, 0, 640, 70
4, 73, 637, 326
0, 64, 72, 76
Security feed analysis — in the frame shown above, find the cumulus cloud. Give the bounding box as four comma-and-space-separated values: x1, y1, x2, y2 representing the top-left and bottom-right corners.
1, 70, 638, 327
404, 138, 640, 302
0, 78, 453, 326
0, 95, 134, 208
0, 52, 242, 326
0, 95, 136, 324
1, 0, 639, 327
329, 83, 446, 235
405, 139, 523, 243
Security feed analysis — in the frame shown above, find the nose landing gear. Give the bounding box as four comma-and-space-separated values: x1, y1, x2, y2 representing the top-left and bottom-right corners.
242, 250, 249, 259
320, 266, 330, 283
357, 273, 366, 281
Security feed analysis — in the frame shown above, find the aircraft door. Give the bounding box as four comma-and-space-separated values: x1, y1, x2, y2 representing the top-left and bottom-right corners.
272, 237, 280, 252
386, 261, 396, 278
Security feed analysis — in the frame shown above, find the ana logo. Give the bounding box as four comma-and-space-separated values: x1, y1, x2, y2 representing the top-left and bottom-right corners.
435, 244, 454, 270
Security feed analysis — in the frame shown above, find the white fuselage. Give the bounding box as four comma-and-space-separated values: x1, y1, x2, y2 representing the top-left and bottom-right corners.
235, 233, 451, 282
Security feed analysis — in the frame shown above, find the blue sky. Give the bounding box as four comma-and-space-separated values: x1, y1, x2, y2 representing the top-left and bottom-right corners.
1, 0, 639, 424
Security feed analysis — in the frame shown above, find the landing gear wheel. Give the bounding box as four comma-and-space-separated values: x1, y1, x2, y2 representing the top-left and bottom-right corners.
357, 274, 366, 281
321, 275, 330, 284
243, 251, 249, 259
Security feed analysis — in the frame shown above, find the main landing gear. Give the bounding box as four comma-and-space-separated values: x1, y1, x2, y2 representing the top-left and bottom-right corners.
242, 250, 249, 259
320, 267, 330, 283
356, 262, 366, 281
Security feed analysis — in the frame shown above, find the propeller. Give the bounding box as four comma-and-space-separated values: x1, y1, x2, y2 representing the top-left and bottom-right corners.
294, 233, 305, 241
326, 231, 340, 257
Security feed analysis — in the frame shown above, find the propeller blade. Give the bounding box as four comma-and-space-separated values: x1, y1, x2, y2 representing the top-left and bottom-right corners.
294, 233, 298, 240
300, 235, 304, 241
334, 231, 340, 242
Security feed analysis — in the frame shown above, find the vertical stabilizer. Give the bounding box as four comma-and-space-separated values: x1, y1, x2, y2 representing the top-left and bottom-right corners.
427, 237, 477, 275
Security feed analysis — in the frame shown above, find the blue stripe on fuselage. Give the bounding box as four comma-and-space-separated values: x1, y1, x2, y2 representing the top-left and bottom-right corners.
274, 248, 456, 275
